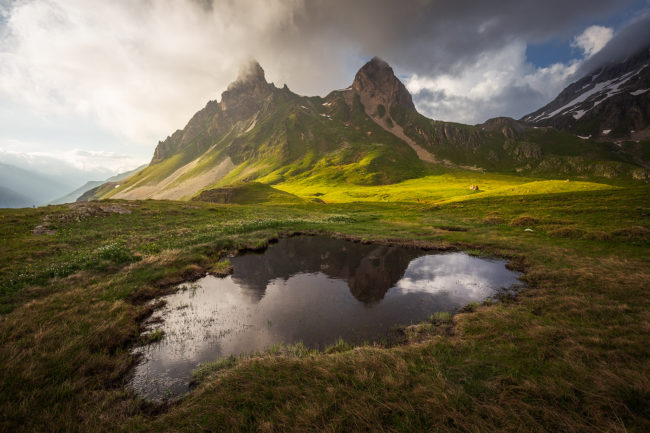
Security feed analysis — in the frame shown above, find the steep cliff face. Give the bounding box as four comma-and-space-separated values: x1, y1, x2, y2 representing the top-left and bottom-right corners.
219, 61, 274, 120
522, 45, 650, 140
151, 61, 275, 164
351, 56, 416, 115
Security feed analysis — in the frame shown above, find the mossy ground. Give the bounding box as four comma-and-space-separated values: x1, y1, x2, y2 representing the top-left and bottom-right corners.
0, 180, 648, 432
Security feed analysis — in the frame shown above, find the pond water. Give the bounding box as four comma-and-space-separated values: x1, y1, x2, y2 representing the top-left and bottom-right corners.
130, 236, 522, 401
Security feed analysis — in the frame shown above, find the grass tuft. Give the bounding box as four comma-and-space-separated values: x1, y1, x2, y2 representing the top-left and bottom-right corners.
547, 227, 585, 239
139, 329, 165, 345
611, 226, 650, 241
509, 215, 539, 226
193, 355, 239, 383
211, 260, 233, 276
482, 216, 504, 225
429, 311, 452, 324
324, 337, 352, 354
582, 230, 611, 241
461, 301, 480, 312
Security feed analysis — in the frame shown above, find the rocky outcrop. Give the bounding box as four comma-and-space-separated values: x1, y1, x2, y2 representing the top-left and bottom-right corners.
351, 56, 416, 116
151, 61, 274, 164
32, 203, 132, 235
479, 117, 526, 138
220, 61, 273, 115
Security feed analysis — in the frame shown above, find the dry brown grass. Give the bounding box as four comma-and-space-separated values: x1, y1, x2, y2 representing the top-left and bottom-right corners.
611, 225, 650, 241
509, 215, 539, 226
482, 216, 504, 225
582, 230, 611, 241
547, 226, 585, 239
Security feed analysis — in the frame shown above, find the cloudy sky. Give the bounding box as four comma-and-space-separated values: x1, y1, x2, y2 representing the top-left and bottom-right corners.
1, 0, 649, 186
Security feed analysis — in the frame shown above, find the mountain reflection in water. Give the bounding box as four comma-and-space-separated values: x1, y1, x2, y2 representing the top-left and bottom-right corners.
131, 236, 522, 401
230, 237, 423, 304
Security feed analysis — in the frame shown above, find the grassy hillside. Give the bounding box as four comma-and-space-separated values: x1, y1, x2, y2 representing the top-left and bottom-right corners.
98, 88, 426, 201
0, 182, 648, 432
274, 170, 617, 203
193, 182, 304, 204
392, 109, 646, 179
91, 63, 648, 204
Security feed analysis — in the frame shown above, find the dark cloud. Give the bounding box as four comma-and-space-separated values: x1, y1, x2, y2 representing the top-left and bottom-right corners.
413, 78, 550, 124
413, 89, 447, 104
283, 0, 634, 77
577, 10, 650, 76
247, 0, 646, 123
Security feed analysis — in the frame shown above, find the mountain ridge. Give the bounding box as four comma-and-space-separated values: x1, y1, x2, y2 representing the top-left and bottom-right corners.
51, 165, 147, 205
88, 56, 648, 203
522, 45, 650, 141
0, 163, 73, 208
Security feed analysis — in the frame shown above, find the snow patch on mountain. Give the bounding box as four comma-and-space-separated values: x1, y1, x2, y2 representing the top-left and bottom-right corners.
630, 88, 649, 96
532, 63, 648, 122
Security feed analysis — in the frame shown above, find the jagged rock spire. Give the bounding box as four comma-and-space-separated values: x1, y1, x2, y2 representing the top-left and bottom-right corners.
352, 56, 415, 112
233, 60, 267, 87
220, 60, 273, 113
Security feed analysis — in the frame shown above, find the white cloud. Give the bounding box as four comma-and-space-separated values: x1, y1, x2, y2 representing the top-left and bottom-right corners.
0, 145, 146, 183
0, 0, 308, 147
405, 20, 624, 124
571, 25, 614, 58
0, 0, 639, 155
406, 41, 579, 124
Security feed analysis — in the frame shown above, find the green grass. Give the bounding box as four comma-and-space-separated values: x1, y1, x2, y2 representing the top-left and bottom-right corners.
274, 170, 616, 203
192, 182, 305, 204
0, 184, 648, 432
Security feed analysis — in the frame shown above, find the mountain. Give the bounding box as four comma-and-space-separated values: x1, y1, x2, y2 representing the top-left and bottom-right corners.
50, 181, 105, 206
522, 45, 650, 141
50, 165, 147, 205
105, 165, 148, 183
227, 236, 423, 304
0, 163, 72, 208
92, 57, 647, 203
0, 185, 33, 208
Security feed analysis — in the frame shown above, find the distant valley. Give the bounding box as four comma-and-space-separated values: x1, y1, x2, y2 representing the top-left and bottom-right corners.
0, 163, 71, 208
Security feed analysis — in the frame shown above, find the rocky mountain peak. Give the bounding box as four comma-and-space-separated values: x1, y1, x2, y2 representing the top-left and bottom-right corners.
215, 61, 274, 119
220, 60, 273, 112
352, 56, 415, 112
234, 60, 267, 86
521, 45, 650, 139
151, 61, 274, 164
